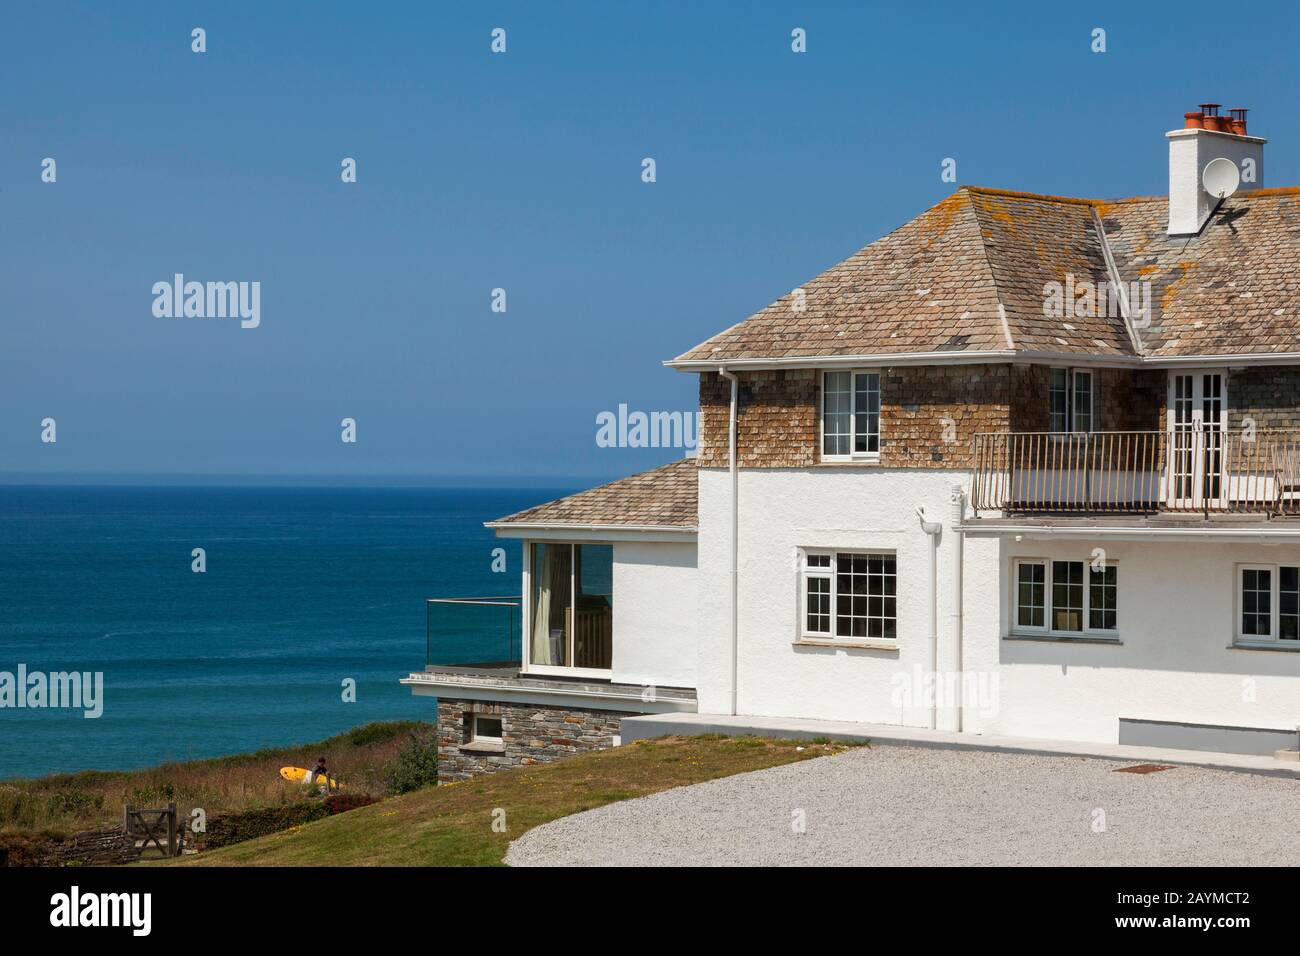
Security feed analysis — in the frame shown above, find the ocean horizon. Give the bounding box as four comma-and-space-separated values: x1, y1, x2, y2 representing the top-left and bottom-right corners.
0, 484, 566, 780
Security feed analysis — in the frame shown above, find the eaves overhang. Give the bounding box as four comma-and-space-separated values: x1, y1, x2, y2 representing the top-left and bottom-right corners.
665, 349, 1300, 373
484, 521, 697, 542
960, 520, 1300, 543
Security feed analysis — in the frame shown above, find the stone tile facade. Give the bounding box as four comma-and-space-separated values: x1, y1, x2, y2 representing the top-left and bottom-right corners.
436, 698, 629, 783
697, 365, 1179, 469
698, 369, 820, 468
1226, 367, 1300, 433
880, 365, 1011, 468
1009, 366, 1165, 432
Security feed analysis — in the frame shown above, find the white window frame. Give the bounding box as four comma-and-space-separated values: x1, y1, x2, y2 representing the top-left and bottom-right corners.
799, 549, 897, 641
1235, 563, 1300, 645
1049, 368, 1094, 434
801, 551, 834, 637
820, 369, 881, 461
522, 540, 614, 678
1011, 557, 1118, 638
470, 712, 503, 743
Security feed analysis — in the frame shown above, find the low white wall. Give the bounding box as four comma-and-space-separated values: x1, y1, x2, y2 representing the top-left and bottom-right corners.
611, 540, 697, 691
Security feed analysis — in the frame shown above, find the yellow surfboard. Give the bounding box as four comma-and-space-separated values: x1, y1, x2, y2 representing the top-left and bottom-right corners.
279, 766, 340, 789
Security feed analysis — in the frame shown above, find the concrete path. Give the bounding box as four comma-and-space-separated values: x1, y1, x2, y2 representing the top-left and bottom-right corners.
506, 744, 1300, 867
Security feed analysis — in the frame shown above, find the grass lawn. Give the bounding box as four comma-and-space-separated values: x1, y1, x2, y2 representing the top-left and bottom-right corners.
165, 735, 854, 866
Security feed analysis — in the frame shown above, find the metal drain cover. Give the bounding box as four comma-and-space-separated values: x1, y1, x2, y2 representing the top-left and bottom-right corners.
1113, 763, 1176, 774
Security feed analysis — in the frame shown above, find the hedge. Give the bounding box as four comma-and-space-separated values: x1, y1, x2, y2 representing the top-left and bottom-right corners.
202, 803, 327, 850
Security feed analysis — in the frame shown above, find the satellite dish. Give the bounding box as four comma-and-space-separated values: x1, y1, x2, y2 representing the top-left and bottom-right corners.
1202, 157, 1241, 199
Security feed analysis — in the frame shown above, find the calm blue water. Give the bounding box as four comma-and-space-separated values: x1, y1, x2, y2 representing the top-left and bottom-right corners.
0, 486, 559, 780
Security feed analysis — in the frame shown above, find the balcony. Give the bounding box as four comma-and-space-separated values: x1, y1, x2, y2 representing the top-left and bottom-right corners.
409, 593, 696, 713
425, 596, 521, 674
971, 430, 1300, 517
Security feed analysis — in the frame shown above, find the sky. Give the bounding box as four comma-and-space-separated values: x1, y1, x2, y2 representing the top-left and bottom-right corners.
3, 1, 1299, 484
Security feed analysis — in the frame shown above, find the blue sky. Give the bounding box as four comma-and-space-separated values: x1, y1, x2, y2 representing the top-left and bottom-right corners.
3, 1, 1298, 483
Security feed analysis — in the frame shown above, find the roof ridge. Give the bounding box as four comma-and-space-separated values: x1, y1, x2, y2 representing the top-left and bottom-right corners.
959, 193, 1017, 351
962, 185, 1162, 206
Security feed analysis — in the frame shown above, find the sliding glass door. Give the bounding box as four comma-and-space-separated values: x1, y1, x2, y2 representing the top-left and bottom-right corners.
528, 543, 613, 672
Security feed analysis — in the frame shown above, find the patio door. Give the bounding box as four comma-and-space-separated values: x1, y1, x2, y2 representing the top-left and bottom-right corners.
1166, 371, 1225, 508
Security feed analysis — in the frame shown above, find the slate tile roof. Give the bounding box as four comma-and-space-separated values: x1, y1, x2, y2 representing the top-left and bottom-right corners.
489, 457, 698, 529
1101, 188, 1300, 357
669, 185, 1300, 365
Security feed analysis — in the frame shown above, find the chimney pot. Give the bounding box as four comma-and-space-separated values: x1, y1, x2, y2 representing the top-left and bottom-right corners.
1184, 111, 1205, 129
1229, 107, 1249, 135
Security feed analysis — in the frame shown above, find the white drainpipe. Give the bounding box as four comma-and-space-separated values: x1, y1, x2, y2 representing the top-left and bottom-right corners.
916, 505, 942, 730
719, 367, 740, 716
950, 485, 966, 733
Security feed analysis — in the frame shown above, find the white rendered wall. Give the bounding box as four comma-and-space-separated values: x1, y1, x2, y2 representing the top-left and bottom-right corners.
697, 467, 988, 727
964, 538, 1300, 744
697, 466, 1300, 744
611, 540, 697, 691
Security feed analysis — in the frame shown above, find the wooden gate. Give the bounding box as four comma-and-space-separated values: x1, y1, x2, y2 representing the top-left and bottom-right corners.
123, 802, 180, 857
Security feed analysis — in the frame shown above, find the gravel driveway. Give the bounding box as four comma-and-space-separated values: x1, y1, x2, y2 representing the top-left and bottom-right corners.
506, 745, 1300, 866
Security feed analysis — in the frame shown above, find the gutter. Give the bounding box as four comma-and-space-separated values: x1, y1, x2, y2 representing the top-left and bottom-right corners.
949, 485, 966, 733
664, 349, 1143, 372
916, 506, 942, 731
719, 366, 740, 717
665, 349, 1300, 373
958, 521, 1300, 543
484, 521, 697, 534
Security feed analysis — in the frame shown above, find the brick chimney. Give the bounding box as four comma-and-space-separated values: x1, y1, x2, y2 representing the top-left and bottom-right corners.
1167, 104, 1266, 235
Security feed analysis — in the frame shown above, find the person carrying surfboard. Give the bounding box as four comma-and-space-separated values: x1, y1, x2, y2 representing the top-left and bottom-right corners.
309, 756, 331, 790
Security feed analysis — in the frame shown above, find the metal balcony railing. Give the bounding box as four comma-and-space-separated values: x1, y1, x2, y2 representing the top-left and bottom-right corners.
971, 429, 1300, 516
425, 596, 521, 670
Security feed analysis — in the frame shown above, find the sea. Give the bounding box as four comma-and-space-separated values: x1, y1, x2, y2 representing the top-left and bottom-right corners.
0, 485, 566, 780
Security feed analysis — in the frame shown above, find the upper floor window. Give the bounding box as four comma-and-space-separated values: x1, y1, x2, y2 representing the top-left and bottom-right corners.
822, 370, 880, 460
1049, 368, 1093, 433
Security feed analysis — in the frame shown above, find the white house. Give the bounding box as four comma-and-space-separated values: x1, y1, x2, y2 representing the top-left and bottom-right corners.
406, 106, 1300, 780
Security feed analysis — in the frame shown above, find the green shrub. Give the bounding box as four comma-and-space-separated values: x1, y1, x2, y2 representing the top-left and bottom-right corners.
202, 803, 327, 850
45, 790, 104, 818
384, 731, 440, 796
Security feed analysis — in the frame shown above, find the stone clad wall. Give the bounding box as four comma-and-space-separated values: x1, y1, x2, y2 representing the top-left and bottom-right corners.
698, 369, 819, 468
1227, 367, 1300, 433
880, 365, 1010, 467
436, 699, 629, 783
698, 364, 1173, 469
1010, 366, 1164, 432
698, 365, 1012, 469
